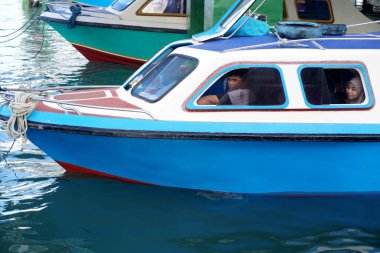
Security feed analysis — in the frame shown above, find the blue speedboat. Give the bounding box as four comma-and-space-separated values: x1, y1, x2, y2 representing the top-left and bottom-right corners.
1, 0, 380, 194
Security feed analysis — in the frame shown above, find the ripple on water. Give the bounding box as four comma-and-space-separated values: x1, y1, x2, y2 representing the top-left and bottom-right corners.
0, 131, 64, 222
283, 228, 380, 253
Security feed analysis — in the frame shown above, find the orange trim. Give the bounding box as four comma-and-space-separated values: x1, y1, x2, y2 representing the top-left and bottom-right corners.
283, 0, 289, 20
293, 0, 334, 24
71, 42, 146, 62
136, 0, 187, 17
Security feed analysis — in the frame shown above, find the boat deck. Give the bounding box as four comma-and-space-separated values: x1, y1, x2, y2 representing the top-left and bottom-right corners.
191, 31, 380, 52
36, 88, 140, 115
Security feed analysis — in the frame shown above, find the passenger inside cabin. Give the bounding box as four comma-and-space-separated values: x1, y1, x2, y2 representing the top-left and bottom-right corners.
345, 76, 365, 104
197, 69, 248, 105
198, 68, 286, 106
300, 68, 367, 106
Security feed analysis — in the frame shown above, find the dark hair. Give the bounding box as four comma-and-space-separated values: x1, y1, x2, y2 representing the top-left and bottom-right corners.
228, 69, 248, 77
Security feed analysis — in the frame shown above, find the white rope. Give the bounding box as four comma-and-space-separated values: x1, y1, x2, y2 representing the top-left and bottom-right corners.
6, 92, 37, 139
347, 20, 380, 27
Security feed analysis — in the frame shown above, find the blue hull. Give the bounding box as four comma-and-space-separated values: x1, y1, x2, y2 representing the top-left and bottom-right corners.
27, 127, 380, 194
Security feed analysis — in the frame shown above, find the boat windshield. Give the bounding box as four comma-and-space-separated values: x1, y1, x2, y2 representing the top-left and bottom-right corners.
220, 0, 255, 28
131, 55, 198, 102
112, 0, 134, 11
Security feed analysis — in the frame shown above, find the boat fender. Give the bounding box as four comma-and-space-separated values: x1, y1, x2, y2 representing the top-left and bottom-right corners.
275, 21, 322, 40
67, 5, 81, 29
321, 24, 347, 36
227, 17, 270, 37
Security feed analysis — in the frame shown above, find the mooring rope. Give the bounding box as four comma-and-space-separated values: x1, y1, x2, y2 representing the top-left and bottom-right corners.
6, 92, 37, 139
0, 15, 41, 44
25, 21, 46, 60
0, 4, 42, 38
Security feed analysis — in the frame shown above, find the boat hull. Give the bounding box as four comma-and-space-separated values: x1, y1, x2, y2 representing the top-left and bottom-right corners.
45, 21, 189, 65
26, 126, 380, 194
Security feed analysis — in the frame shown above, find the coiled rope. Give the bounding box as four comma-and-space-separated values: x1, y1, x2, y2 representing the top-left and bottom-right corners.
6, 92, 37, 139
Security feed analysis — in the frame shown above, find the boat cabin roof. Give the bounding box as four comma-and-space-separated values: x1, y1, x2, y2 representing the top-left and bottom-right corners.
190, 31, 380, 52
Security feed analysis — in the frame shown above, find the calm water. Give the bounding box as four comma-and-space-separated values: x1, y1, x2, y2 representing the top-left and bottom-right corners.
1, 1, 380, 253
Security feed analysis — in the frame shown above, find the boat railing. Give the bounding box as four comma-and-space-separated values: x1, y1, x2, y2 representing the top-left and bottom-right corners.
35, 97, 156, 119
45, 1, 110, 14
0, 87, 156, 120
221, 20, 380, 53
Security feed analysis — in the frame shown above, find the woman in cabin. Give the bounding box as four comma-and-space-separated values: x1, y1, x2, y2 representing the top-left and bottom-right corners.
346, 76, 365, 104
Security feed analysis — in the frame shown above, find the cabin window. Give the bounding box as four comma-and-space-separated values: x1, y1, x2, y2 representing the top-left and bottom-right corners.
195, 67, 287, 109
295, 0, 333, 22
299, 66, 372, 107
139, 0, 187, 15
132, 55, 197, 102
111, 0, 134, 11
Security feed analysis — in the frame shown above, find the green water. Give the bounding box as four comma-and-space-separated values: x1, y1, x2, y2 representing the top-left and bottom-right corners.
1, 1, 380, 253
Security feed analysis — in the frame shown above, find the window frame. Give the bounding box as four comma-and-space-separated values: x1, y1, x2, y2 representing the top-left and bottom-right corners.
294, 0, 334, 23
186, 64, 289, 111
131, 54, 198, 103
283, 0, 289, 20
136, 0, 188, 17
297, 64, 374, 109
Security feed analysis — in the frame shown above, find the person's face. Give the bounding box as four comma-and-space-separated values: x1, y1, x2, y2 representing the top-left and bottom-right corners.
346, 82, 358, 100
227, 75, 241, 90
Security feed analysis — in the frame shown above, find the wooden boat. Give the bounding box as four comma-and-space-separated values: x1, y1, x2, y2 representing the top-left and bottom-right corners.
38, 0, 243, 65
2, 0, 380, 194
39, 0, 376, 66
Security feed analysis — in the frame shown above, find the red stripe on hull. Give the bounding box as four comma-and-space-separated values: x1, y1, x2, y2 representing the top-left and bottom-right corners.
72, 44, 146, 66
56, 161, 153, 185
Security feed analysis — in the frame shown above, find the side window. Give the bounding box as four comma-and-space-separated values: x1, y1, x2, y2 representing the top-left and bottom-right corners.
295, 0, 333, 22
112, 0, 134, 11
300, 67, 368, 106
140, 0, 187, 15
197, 67, 286, 107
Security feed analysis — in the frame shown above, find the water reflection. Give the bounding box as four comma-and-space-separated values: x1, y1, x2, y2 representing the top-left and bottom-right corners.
1, 172, 379, 253
0, 132, 63, 219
